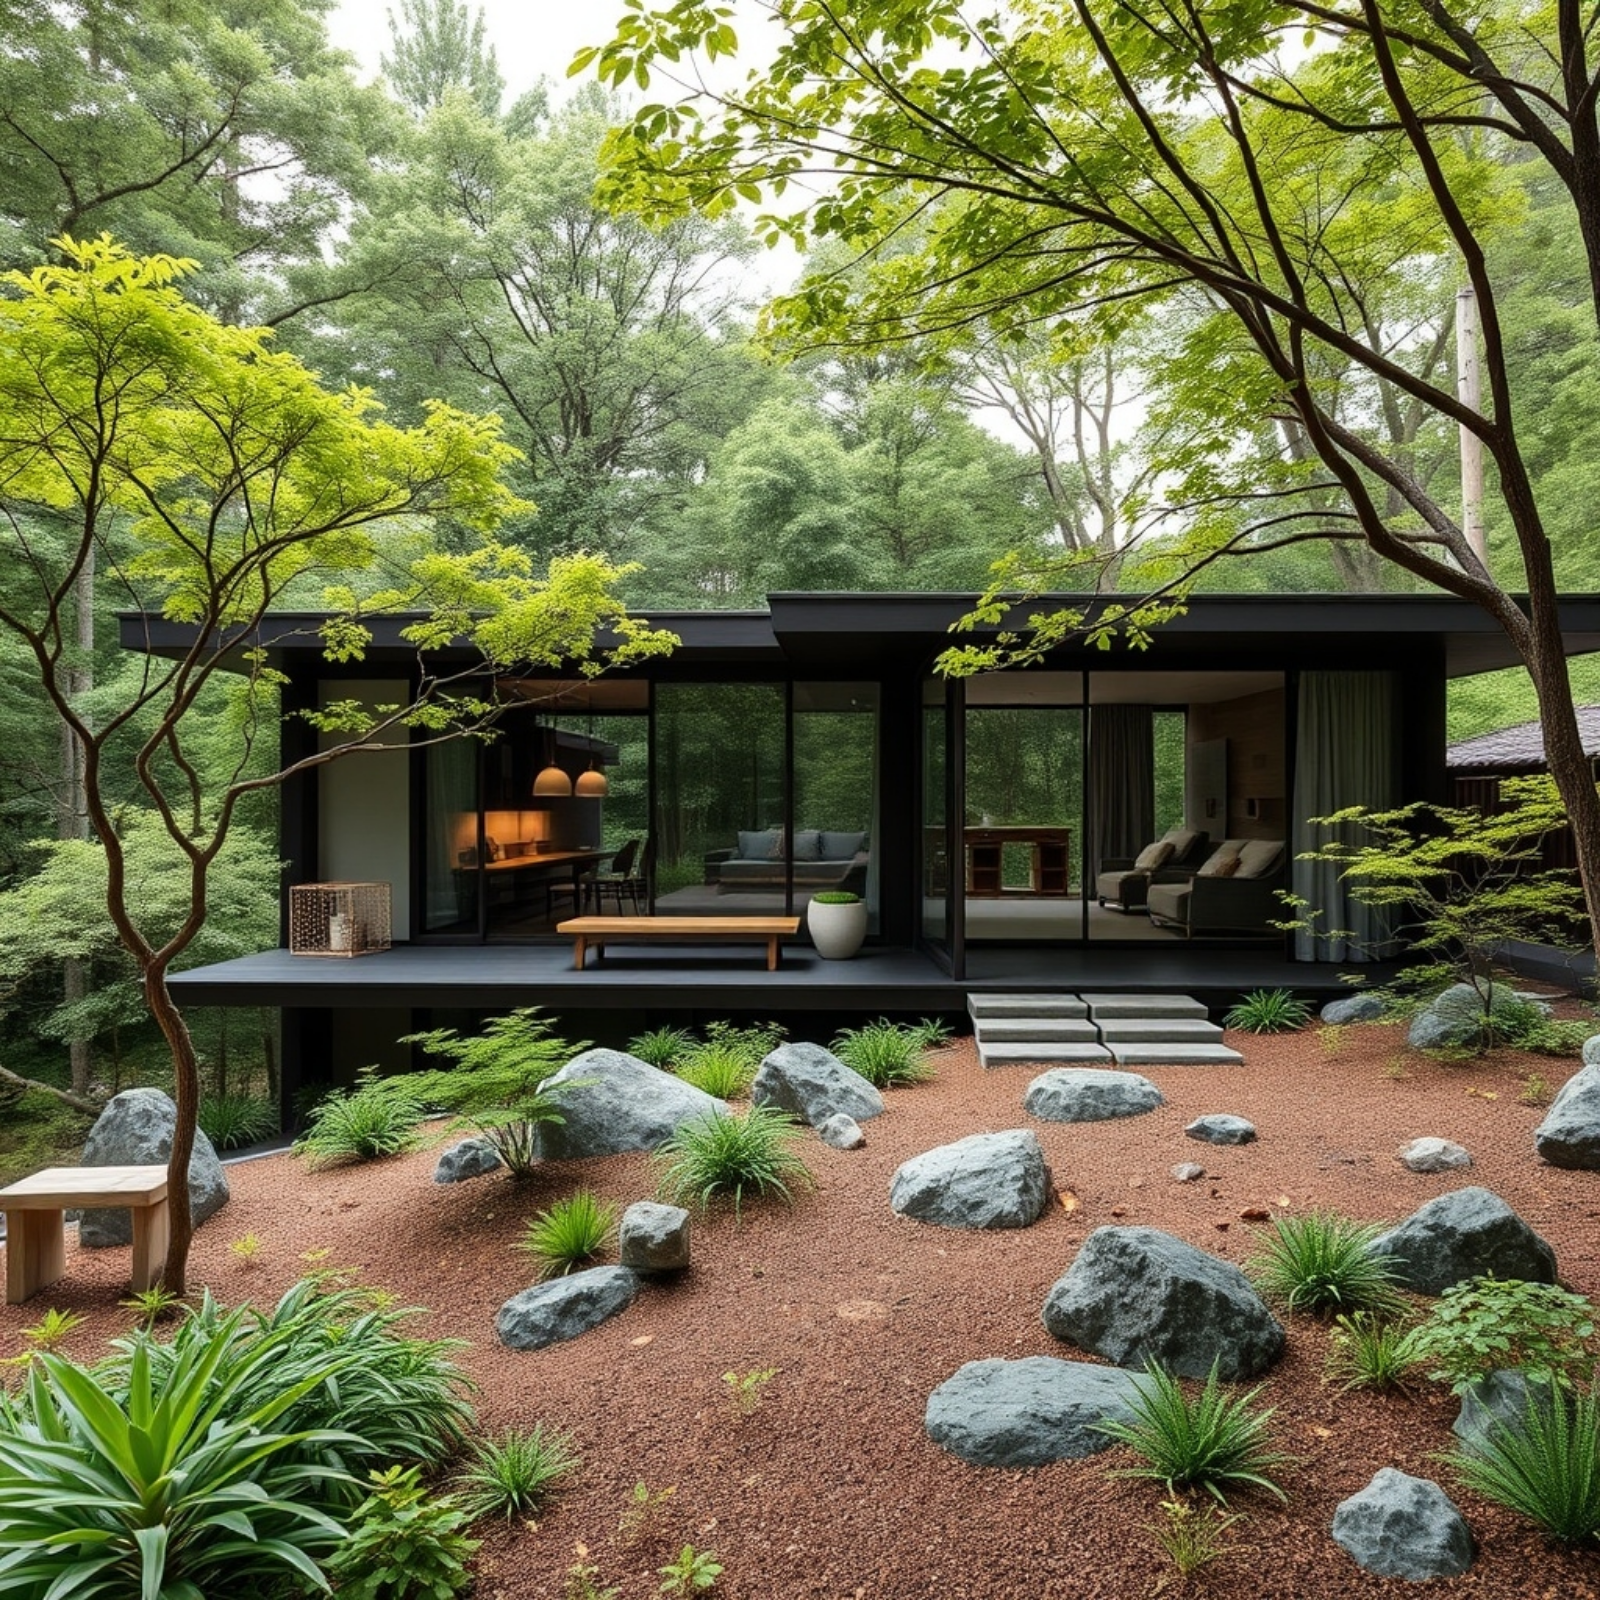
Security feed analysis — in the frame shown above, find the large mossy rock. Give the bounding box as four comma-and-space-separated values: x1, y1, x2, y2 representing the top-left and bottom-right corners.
1042, 1226, 1285, 1380
1406, 982, 1518, 1051
889, 1130, 1049, 1230
1368, 1187, 1557, 1295
78, 1088, 228, 1248
924, 1357, 1148, 1467
535, 1050, 727, 1159
752, 1042, 884, 1127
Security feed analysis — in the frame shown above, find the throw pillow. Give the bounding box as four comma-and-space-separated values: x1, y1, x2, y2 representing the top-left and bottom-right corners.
1197, 843, 1243, 878
820, 830, 868, 860
738, 829, 777, 861
792, 829, 825, 862
1233, 839, 1284, 880
1162, 827, 1201, 860
1133, 840, 1175, 872
767, 826, 789, 860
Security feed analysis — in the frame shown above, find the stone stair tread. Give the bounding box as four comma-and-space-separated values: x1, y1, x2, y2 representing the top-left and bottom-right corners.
1080, 993, 1207, 1019
968, 992, 1087, 1018
1108, 1044, 1245, 1066
979, 1042, 1114, 1067
1095, 1019, 1224, 1042
972, 1019, 1101, 1043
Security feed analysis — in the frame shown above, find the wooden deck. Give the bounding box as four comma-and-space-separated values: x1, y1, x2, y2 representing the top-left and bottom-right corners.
167, 941, 1396, 1016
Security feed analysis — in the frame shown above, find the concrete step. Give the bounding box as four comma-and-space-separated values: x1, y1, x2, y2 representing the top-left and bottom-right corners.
1108, 1043, 1245, 1067
1095, 1018, 1225, 1044
978, 1042, 1114, 1068
1080, 993, 1208, 1020
967, 992, 1087, 1020
972, 1017, 1101, 1043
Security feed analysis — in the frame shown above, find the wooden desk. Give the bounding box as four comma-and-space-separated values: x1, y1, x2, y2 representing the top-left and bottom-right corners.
963, 827, 1073, 897
558, 916, 800, 971
480, 848, 611, 912
0, 1165, 169, 1303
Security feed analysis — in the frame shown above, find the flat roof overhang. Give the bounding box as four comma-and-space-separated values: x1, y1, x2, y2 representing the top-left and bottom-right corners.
118, 592, 1600, 679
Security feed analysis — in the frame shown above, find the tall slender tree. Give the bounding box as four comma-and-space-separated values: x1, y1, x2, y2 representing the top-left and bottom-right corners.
383, 0, 505, 118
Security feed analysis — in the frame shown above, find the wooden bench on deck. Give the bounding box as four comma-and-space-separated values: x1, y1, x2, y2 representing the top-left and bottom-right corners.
558, 916, 801, 972
0, 1165, 169, 1305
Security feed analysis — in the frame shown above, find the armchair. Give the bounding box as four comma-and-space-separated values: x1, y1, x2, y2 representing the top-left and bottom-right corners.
1146, 839, 1286, 937
1095, 827, 1209, 913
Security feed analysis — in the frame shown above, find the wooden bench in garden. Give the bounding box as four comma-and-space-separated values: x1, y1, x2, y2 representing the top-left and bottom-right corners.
0, 1165, 169, 1304
557, 916, 801, 972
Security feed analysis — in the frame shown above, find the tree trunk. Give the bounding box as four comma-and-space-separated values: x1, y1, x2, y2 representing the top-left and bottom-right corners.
143, 964, 199, 1293
60, 551, 94, 1096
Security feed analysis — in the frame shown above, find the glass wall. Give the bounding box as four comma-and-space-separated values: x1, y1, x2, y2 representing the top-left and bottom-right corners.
793, 683, 879, 925
423, 737, 478, 934
921, 679, 949, 946
654, 683, 787, 915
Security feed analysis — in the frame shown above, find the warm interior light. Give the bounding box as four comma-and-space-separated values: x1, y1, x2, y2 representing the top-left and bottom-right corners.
575, 767, 609, 797
533, 762, 572, 797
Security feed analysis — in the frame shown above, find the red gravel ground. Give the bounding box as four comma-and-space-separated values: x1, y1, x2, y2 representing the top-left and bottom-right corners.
6, 1020, 1600, 1600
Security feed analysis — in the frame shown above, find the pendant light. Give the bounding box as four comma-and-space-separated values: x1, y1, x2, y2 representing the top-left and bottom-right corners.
532, 724, 571, 796
573, 705, 609, 796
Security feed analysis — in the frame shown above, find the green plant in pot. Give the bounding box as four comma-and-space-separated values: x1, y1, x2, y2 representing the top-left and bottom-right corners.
807, 890, 867, 959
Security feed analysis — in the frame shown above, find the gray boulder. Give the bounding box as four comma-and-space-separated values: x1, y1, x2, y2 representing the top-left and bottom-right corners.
1452, 1369, 1561, 1453
1331, 1469, 1474, 1580
752, 1042, 884, 1127
1369, 1187, 1557, 1295
817, 1113, 865, 1150
1533, 1062, 1600, 1170
925, 1357, 1149, 1468
1399, 1137, 1472, 1174
890, 1130, 1049, 1230
535, 1050, 727, 1159
1043, 1226, 1285, 1380
433, 1136, 502, 1183
618, 1202, 690, 1274
78, 1089, 228, 1248
1185, 1114, 1256, 1146
1321, 992, 1388, 1025
496, 1265, 640, 1350
1586, 1033, 1600, 1069
1406, 982, 1513, 1051
1024, 1068, 1163, 1123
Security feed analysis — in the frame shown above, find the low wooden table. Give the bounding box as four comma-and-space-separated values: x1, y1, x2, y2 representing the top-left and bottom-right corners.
558, 916, 801, 972
0, 1165, 169, 1304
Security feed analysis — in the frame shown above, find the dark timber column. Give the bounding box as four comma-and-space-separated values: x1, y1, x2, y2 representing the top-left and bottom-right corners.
878, 671, 919, 947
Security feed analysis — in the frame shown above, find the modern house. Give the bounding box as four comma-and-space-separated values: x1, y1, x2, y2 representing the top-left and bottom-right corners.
130, 592, 1600, 1114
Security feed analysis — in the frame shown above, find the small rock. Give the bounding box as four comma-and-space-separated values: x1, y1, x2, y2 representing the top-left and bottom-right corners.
817, 1113, 865, 1150
1185, 1114, 1257, 1146
618, 1202, 690, 1274
497, 1266, 640, 1350
1240, 1207, 1270, 1222
1321, 993, 1388, 1025
433, 1137, 502, 1183
1399, 1137, 1472, 1174
890, 1131, 1049, 1230
1331, 1468, 1474, 1580
1023, 1068, 1163, 1123
753, 1042, 884, 1127
1172, 1163, 1205, 1182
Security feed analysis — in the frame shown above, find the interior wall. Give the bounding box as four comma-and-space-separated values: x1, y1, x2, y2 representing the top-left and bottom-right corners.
1188, 687, 1286, 841
318, 679, 412, 939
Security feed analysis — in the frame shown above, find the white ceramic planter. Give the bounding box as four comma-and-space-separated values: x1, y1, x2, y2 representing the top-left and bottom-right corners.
807, 896, 868, 959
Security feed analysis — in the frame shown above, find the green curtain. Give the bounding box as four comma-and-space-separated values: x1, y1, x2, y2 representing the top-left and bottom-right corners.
1291, 671, 1402, 960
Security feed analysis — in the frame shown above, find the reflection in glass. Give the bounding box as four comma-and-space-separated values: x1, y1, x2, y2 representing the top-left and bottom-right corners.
794, 683, 879, 927
922, 685, 948, 945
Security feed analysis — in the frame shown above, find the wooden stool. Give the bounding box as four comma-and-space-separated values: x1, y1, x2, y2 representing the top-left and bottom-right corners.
0, 1165, 170, 1303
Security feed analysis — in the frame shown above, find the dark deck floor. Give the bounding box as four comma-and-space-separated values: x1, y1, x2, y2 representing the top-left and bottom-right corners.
168, 941, 1395, 1017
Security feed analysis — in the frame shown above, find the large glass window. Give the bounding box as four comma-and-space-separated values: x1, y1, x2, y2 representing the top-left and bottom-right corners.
423, 738, 478, 934
793, 683, 879, 926
654, 683, 786, 915
922, 680, 948, 946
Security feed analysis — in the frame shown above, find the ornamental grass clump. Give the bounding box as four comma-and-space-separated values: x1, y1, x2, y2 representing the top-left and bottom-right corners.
655, 1107, 815, 1217
1092, 1361, 1289, 1506
830, 1018, 935, 1087
1246, 1211, 1406, 1318
293, 1067, 427, 1169
1443, 1380, 1600, 1544
675, 1041, 757, 1099
628, 1025, 696, 1070
1223, 988, 1314, 1034
518, 1191, 619, 1279
1325, 1312, 1423, 1393
456, 1424, 580, 1521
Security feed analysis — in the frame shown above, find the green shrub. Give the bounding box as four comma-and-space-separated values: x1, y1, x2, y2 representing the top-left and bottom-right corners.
1223, 988, 1314, 1034
1325, 1312, 1423, 1392
1407, 1276, 1597, 1393
676, 1041, 757, 1099
326, 1465, 479, 1600
0, 1313, 358, 1598
198, 1091, 277, 1150
293, 1068, 427, 1169
403, 1007, 583, 1177
518, 1191, 619, 1279
629, 1026, 696, 1069
658, 1544, 723, 1594
1444, 1380, 1600, 1544
1145, 1497, 1243, 1579
1092, 1361, 1289, 1505
656, 1107, 815, 1217
1246, 1211, 1405, 1318
456, 1424, 580, 1521
908, 1015, 955, 1050
810, 890, 859, 905
830, 1019, 934, 1087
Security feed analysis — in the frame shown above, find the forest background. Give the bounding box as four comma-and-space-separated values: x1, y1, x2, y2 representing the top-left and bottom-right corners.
0, 0, 1594, 1178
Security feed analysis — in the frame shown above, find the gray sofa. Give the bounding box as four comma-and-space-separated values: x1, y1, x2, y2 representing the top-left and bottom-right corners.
705, 828, 869, 893
1146, 838, 1286, 936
